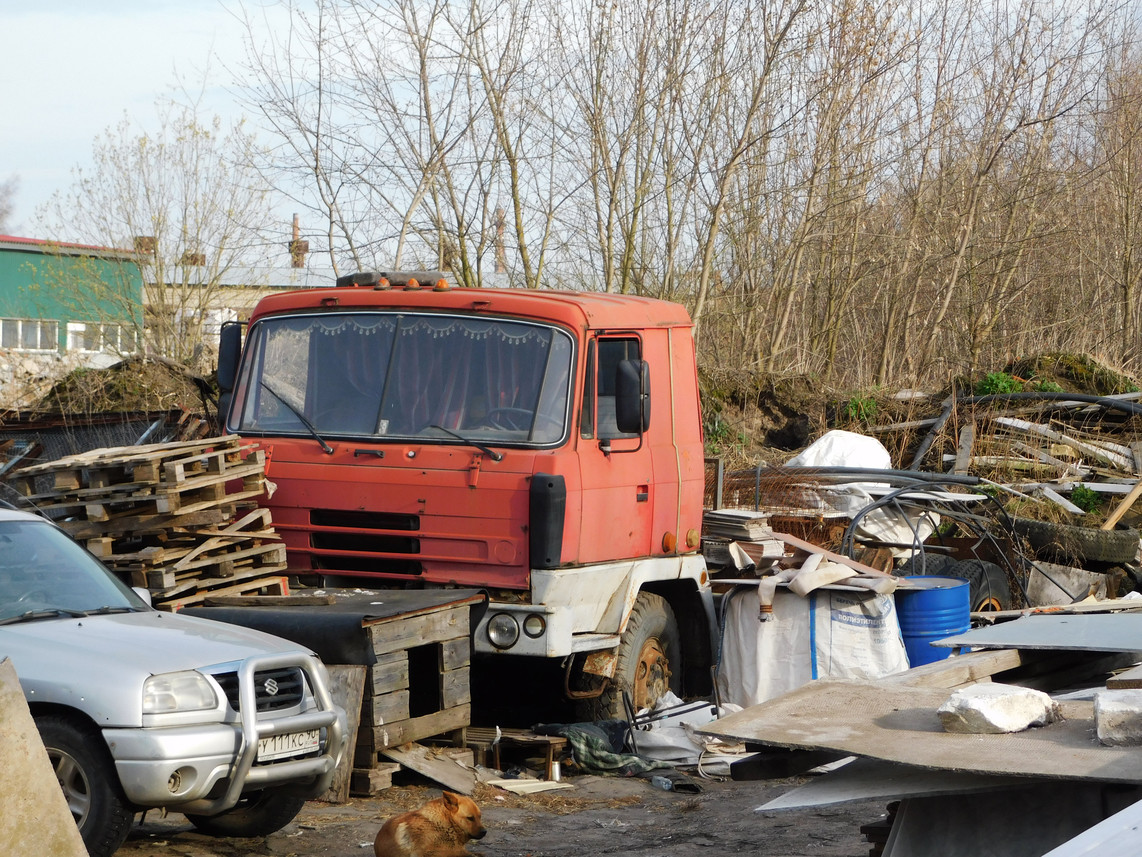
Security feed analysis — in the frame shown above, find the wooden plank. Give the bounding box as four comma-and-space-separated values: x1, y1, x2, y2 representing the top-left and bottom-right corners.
370, 689, 410, 726
995, 417, 1133, 471
1106, 663, 1142, 690
318, 665, 367, 804
367, 605, 472, 657
440, 636, 471, 670
883, 647, 1028, 689
349, 763, 400, 797
1102, 479, 1142, 531
952, 422, 975, 475
380, 742, 477, 795
201, 594, 336, 607
363, 704, 472, 752
372, 651, 410, 696
765, 532, 895, 579
440, 667, 471, 709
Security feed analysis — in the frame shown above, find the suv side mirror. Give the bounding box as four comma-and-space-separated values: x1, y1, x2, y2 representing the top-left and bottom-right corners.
615, 359, 650, 434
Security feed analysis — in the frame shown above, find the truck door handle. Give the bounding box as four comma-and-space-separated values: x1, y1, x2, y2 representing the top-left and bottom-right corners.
354, 449, 385, 458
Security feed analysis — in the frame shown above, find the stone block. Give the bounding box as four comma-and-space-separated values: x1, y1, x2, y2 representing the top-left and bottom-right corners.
1095, 689, 1142, 746
937, 683, 1060, 734
0, 657, 87, 856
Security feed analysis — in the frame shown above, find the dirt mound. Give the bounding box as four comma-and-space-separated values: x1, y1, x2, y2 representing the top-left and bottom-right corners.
33, 357, 213, 416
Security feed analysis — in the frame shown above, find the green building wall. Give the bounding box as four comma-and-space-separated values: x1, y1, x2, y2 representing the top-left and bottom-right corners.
0, 241, 143, 354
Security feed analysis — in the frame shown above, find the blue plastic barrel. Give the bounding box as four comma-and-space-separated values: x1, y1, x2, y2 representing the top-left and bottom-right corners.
895, 576, 970, 667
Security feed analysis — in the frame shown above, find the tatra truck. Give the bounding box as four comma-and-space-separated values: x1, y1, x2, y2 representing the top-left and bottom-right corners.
218, 271, 716, 719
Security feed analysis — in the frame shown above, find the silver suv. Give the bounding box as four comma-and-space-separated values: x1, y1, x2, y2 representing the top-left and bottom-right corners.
0, 509, 347, 856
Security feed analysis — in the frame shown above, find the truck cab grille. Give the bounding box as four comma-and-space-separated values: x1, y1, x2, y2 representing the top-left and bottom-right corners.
214, 667, 305, 713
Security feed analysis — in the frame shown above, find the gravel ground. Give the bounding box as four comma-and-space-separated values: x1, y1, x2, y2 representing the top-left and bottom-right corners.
115, 773, 888, 857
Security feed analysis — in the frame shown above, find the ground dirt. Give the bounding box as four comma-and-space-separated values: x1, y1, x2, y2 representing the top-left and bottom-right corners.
117, 775, 887, 857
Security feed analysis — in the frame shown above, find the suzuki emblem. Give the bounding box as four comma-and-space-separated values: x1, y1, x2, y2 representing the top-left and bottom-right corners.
263, 678, 279, 696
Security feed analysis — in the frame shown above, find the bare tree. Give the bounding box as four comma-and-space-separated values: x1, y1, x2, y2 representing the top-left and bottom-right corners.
37, 102, 277, 367
0, 175, 17, 233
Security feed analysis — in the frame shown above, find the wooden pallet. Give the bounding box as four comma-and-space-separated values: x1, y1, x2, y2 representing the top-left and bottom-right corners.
156, 573, 290, 610
3, 435, 288, 611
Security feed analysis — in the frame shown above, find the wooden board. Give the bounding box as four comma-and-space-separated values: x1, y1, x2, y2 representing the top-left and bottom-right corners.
367, 605, 472, 657
381, 742, 477, 795
319, 664, 367, 804
350, 762, 401, 797
359, 704, 472, 755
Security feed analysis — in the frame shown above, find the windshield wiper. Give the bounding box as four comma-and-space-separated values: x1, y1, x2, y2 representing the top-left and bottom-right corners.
427, 425, 504, 462
0, 608, 89, 626
260, 381, 334, 455
83, 606, 141, 616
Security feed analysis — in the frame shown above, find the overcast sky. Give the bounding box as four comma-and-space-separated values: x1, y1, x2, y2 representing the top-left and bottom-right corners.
0, 0, 274, 235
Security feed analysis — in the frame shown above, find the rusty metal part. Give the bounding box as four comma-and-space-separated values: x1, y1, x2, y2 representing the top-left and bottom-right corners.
563, 653, 609, 700
631, 636, 672, 712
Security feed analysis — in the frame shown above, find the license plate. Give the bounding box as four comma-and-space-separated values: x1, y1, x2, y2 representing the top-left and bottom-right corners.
258, 729, 320, 761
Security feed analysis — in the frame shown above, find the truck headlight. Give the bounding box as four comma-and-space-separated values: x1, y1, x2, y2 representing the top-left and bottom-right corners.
487, 613, 520, 649
142, 671, 218, 713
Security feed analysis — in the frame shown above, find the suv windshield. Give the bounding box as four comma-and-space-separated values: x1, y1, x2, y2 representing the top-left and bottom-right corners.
0, 519, 146, 620
230, 313, 574, 445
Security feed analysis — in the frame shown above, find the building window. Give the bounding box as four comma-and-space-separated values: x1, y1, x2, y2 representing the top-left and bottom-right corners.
1, 318, 59, 351
67, 322, 134, 354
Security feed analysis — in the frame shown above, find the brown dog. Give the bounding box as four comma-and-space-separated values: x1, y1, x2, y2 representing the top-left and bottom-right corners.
374, 790, 487, 857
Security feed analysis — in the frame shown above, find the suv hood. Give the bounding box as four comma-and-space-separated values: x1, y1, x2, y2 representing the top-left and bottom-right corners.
1, 611, 311, 726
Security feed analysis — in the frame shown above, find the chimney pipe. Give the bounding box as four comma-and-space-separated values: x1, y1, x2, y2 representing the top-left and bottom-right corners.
289, 214, 309, 269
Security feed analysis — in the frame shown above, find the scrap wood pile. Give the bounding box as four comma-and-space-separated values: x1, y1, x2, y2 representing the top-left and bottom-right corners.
3, 434, 287, 609
702, 382, 1142, 616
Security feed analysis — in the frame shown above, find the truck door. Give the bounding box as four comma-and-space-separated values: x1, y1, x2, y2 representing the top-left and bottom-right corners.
576, 335, 654, 563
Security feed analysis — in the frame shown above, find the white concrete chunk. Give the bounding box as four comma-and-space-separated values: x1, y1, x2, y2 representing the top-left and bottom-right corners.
937, 683, 1060, 734
1095, 690, 1142, 746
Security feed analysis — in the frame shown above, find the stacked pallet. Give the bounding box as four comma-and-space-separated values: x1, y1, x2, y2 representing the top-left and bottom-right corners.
5, 435, 287, 609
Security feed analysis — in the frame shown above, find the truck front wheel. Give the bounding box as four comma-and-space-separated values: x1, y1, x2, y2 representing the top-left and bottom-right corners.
185, 788, 307, 837
35, 714, 134, 857
577, 591, 681, 721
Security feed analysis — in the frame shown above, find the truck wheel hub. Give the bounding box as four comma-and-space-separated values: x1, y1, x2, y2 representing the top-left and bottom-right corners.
632, 638, 671, 711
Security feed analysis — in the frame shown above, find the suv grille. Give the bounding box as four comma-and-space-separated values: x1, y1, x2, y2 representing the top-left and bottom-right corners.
214, 667, 305, 713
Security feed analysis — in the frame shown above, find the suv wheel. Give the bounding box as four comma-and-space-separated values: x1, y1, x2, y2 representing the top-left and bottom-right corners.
35, 714, 134, 857
185, 788, 307, 837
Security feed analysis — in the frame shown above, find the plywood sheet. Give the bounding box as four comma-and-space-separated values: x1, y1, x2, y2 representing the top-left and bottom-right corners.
700, 679, 1142, 783
756, 757, 1028, 811
935, 612, 1142, 652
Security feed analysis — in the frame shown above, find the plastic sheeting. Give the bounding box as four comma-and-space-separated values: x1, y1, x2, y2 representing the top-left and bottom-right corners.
787, 430, 938, 557
716, 586, 910, 709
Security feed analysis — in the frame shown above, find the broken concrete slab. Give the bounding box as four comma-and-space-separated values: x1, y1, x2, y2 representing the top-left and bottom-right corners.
937, 683, 1060, 734
1095, 690, 1142, 746
0, 657, 87, 857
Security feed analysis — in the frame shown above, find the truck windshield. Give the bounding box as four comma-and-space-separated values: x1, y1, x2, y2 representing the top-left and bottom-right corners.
230, 312, 574, 445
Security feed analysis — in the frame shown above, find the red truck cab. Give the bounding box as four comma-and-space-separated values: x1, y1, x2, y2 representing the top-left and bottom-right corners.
220, 272, 715, 716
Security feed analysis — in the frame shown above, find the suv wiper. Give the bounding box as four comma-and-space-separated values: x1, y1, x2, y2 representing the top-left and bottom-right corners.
260, 381, 334, 455
83, 606, 141, 616
0, 608, 89, 626
427, 425, 504, 462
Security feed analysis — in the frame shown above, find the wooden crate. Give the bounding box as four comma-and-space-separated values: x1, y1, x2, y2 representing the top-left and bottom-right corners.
352, 602, 473, 771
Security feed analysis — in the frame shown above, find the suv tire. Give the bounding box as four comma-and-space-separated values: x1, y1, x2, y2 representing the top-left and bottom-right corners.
35, 714, 134, 857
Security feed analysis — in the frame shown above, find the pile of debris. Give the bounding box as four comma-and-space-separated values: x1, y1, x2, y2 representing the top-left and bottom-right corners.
4, 435, 287, 608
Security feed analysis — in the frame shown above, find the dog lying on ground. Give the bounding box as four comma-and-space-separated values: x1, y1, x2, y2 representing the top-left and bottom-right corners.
374, 790, 487, 857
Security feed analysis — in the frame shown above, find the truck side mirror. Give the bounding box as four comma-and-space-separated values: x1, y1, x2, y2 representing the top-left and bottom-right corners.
217, 321, 243, 393
615, 359, 650, 434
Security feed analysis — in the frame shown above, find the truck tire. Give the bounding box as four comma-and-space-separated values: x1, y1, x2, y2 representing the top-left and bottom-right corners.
946, 559, 1015, 612
185, 788, 307, 837
577, 592, 681, 722
35, 714, 134, 857
1010, 517, 1140, 565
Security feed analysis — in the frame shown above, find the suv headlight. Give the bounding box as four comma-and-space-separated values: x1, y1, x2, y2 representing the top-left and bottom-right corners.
142, 670, 218, 713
